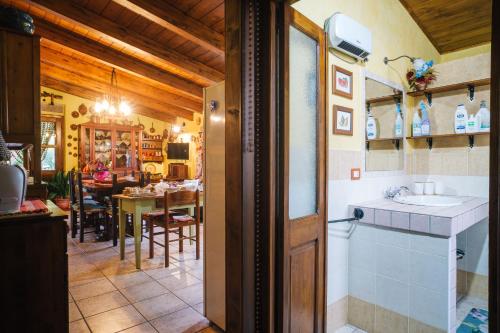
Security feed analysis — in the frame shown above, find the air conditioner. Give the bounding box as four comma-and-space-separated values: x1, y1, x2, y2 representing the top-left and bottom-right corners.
325, 13, 372, 60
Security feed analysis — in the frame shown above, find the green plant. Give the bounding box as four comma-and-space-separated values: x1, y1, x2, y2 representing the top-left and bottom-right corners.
47, 171, 69, 200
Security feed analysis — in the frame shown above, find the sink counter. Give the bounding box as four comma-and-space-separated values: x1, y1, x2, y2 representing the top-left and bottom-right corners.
349, 196, 488, 237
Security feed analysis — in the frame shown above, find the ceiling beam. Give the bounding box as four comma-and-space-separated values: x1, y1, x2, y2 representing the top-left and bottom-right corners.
41, 62, 194, 121
30, 18, 204, 101
29, 0, 224, 84
41, 76, 175, 123
112, 0, 224, 56
40, 44, 202, 113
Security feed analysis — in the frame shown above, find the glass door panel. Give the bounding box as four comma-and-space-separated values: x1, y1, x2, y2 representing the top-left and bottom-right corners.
115, 130, 132, 169
94, 129, 112, 165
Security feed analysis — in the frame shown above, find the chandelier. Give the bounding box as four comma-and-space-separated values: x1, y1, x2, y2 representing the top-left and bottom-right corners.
94, 68, 132, 117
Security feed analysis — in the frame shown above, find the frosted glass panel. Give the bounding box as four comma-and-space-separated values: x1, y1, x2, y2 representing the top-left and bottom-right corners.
288, 26, 318, 219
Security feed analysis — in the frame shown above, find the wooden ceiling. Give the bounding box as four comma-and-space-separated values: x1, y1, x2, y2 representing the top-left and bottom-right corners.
400, 0, 492, 53
1, 0, 225, 121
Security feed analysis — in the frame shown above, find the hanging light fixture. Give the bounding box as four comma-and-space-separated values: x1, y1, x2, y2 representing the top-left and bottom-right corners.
94, 68, 132, 117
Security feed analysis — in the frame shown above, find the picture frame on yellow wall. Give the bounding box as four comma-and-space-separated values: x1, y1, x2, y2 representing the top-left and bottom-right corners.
333, 105, 353, 136
333, 65, 353, 99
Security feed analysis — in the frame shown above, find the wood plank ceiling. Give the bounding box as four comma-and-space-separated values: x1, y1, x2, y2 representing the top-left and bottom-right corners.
1, 0, 225, 122
400, 0, 492, 53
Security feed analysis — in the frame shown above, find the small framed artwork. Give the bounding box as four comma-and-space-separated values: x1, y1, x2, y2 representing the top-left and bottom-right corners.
333, 105, 353, 136
333, 65, 353, 99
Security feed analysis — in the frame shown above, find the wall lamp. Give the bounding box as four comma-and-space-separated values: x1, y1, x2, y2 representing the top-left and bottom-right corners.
383, 55, 416, 65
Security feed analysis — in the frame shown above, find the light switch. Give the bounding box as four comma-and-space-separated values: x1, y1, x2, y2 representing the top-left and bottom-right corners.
351, 168, 361, 180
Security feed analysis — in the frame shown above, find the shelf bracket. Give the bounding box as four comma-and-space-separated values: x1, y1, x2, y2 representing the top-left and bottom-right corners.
392, 139, 400, 150
424, 92, 432, 107
426, 137, 433, 150
468, 135, 475, 148
467, 85, 475, 101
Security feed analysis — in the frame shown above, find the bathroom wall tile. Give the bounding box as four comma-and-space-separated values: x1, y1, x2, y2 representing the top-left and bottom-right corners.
348, 266, 376, 304
408, 318, 446, 333
376, 244, 409, 283
349, 236, 376, 273
430, 216, 452, 237
474, 204, 489, 222
409, 252, 448, 293
347, 296, 375, 333
376, 275, 409, 316
409, 285, 448, 330
375, 227, 409, 249
462, 210, 476, 230
375, 209, 391, 227
391, 211, 410, 230
374, 305, 408, 333
410, 214, 430, 233
468, 147, 489, 177
440, 150, 468, 176
466, 219, 489, 276
326, 296, 348, 333
349, 224, 376, 242
409, 233, 449, 257
449, 267, 457, 290
449, 288, 456, 311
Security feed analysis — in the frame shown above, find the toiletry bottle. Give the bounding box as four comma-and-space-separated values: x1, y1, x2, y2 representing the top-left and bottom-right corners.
466, 114, 478, 133
394, 102, 403, 138
477, 100, 490, 132
420, 100, 431, 136
454, 104, 467, 134
412, 108, 422, 137
366, 110, 377, 140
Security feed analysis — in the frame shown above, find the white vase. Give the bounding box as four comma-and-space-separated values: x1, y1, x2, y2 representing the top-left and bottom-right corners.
0, 164, 27, 213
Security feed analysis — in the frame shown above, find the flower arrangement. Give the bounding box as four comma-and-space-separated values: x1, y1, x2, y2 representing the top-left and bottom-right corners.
406, 58, 437, 91
83, 159, 110, 181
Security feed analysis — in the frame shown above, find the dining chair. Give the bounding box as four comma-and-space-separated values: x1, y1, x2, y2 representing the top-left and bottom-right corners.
142, 189, 200, 267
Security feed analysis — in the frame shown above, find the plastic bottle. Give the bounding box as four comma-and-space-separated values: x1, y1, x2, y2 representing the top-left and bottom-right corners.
455, 104, 467, 134
412, 109, 422, 137
466, 114, 478, 133
420, 100, 431, 136
394, 102, 403, 138
477, 100, 490, 132
366, 110, 377, 140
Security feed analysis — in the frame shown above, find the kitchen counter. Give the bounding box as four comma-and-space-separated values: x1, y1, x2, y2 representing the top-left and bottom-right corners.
350, 196, 488, 237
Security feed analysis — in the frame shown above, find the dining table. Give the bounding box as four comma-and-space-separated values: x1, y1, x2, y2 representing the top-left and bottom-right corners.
113, 191, 204, 269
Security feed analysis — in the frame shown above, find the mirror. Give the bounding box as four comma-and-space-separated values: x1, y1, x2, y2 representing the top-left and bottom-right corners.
365, 77, 404, 171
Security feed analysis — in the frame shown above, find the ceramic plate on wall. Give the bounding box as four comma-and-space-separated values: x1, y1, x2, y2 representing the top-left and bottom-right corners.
71, 111, 79, 118
144, 163, 157, 174
78, 104, 87, 115
70, 124, 78, 131
68, 134, 72, 139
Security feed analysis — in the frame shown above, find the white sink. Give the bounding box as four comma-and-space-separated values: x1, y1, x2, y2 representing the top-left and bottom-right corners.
393, 195, 463, 207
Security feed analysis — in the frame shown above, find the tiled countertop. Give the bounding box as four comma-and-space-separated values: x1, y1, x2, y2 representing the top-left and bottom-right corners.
349, 196, 488, 237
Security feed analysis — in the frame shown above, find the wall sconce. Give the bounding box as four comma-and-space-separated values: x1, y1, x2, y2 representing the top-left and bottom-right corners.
383, 55, 416, 65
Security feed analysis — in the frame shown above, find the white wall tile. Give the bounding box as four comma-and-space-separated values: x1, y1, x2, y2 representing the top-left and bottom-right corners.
409, 233, 450, 257
376, 275, 409, 316
410, 214, 430, 233
409, 285, 449, 330
375, 244, 409, 283
392, 211, 410, 230
375, 209, 391, 227
430, 216, 453, 236
349, 266, 376, 304
466, 219, 489, 276
409, 252, 448, 292
349, 235, 376, 273
375, 227, 410, 249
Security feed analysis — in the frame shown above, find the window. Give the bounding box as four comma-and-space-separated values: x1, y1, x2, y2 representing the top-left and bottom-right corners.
41, 116, 63, 177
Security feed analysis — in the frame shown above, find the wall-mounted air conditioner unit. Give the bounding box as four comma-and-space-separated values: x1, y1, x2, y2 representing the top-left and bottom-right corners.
325, 13, 372, 60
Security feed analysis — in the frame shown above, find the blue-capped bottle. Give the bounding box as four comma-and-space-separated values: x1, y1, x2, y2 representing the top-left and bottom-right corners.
394, 102, 403, 138
420, 100, 431, 136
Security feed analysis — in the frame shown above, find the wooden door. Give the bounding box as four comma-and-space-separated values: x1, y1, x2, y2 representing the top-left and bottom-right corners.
278, 6, 327, 333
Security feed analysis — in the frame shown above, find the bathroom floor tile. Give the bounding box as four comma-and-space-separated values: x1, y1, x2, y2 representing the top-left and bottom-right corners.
86, 305, 146, 333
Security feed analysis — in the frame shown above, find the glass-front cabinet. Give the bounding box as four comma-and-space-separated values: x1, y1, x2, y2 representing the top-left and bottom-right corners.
79, 122, 142, 172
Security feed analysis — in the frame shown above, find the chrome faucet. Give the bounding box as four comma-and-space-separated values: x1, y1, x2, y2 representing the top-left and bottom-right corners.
384, 186, 410, 199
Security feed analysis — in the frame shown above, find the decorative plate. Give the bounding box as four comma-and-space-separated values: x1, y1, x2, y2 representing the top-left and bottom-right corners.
73, 153, 77, 157
67, 142, 72, 147
144, 163, 157, 174
73, 146, 77, 150
73, 138, 78, 142
68, 152, 72, 156
71, 111, 79, 118
70, 124, 78, 131
67, 134, 72, 139
78, 104, 88, 115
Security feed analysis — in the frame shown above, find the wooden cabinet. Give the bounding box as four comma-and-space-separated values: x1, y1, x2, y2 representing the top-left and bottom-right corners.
0, 29, 41, 182
79, 122, 143, 172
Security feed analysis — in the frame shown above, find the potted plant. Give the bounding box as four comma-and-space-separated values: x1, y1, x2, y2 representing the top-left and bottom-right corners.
47, 171, 70, 210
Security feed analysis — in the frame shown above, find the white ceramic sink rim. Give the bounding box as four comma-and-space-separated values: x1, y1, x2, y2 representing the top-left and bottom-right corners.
393, 195, 463, 207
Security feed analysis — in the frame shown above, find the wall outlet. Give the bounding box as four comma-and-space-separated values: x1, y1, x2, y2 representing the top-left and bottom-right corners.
351, 168, 361, 180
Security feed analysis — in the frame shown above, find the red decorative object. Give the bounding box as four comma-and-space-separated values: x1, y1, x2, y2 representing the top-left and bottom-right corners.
406, 67, 437, 91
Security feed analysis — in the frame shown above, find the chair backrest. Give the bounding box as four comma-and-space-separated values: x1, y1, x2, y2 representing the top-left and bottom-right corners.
111, 173, 119, 195
76, 172, 85, 212
139, 172, 145, 187
146, 172, 151, 185
68, 171, 76, 205
164, 189, 200, 223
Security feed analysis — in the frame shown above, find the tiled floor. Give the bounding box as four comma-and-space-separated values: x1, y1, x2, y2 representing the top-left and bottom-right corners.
68, 224, 219, 333
334, 324, 366, 333
456, 295, 488, 328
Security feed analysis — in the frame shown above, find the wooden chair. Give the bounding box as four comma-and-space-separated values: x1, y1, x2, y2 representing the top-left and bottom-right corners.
142, 190, 200, 267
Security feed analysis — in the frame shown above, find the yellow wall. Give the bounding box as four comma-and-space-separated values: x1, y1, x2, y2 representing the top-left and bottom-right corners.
41, 86, 202, 178
293, 0, 440, 151
440, 43, 491, 63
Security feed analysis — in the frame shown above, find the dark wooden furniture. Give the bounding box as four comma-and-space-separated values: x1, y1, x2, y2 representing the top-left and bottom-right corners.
143, 190, 200, 267
167, 163, 188, 180
0, 28, 41, 183
0, 201, 68, 332
141, 136, 164, 163
78, 122, 143, 173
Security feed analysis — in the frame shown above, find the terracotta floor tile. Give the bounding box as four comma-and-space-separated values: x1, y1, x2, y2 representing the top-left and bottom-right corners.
107, 271, 153, 289
157, 272, 201, 292
69, 302, 83, 322
187, 267, 204, 280
120, 322, 158, 333
101, 260, 139, 277
86, 305, 146, 333
134, 293, 189, 320
69, 319, 90, 333
192, 302, 204, 315
143, 264, 184, 280
120, 280, 169, 303
77, 290, 130, 317
173, 284, 203, 306
150, 307, 209, 333
70, 278, 117, 301
69, 270, 106, 287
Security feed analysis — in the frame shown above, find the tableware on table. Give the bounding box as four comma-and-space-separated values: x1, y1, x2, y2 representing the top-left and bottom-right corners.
424, 182, 435, 195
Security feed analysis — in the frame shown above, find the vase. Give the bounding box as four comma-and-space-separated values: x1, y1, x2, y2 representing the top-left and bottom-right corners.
54, 197, 70, 211
0, 164, 27, 213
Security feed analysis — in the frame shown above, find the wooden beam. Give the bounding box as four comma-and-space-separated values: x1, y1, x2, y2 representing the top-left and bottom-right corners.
29, 0, 224, 84
32, 17, 204, 101
41, 62, 194, 120
40, 44, 202, 113
41, 76, 175, 123
112, 0, 224, 56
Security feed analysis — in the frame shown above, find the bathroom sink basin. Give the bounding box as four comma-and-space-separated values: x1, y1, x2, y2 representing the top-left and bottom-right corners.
393, 195, 463, 207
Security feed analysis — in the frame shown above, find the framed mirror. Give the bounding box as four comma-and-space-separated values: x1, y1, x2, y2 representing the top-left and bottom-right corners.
364, 73, 405, 172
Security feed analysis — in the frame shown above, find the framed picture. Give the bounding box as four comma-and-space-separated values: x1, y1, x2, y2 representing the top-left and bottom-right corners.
333, 65, 353, 99
333, 105, 353, 136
